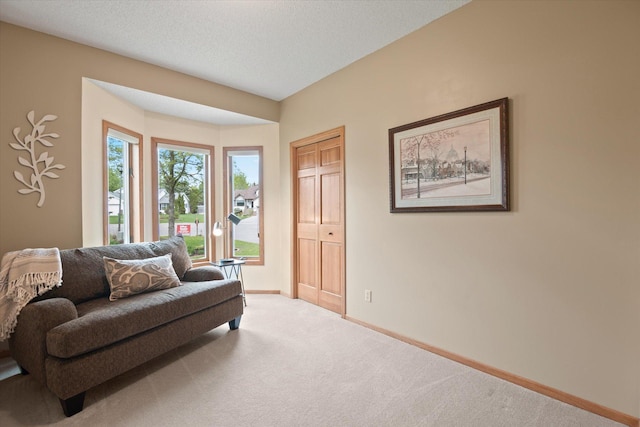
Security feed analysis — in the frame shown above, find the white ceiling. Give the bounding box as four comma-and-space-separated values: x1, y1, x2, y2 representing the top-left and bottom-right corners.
0, 0, 469, 125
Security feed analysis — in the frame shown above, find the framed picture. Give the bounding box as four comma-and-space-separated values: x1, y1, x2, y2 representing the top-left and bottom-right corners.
389, 98, 509, 213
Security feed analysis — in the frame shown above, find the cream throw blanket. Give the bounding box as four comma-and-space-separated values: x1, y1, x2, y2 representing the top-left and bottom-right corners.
0, 248, 62, 341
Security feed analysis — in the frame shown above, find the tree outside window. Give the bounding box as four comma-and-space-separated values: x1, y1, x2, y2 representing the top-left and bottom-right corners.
152, 138, 213, 261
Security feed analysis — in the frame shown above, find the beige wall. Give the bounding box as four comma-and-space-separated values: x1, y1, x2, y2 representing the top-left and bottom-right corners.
81, 79, 146, 246
0, 22, 279, 256
1, 0, 639, 418
279, 0, 639, 417
219, 124, 282, 291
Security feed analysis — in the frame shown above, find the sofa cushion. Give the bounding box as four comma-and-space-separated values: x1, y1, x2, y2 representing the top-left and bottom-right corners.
46, 279, 242, 359
148, 237, 192, 279
36, 236, 192, 304
104, 254, 182, 301
182, 265, 225, 282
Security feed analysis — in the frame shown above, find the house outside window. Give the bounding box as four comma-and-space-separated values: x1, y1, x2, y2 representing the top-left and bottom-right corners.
223, 147, 263, 265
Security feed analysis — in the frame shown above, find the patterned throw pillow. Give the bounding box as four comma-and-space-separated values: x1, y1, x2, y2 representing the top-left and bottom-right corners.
103, 254, 182, 301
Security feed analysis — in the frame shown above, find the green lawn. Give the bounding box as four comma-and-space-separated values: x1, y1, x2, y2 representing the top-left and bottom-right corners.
110, 214, 205, 224
109, 215, 125, 225
183, 235, 205, 258
233, 240, 259, 257
157, 235, 258, 259
159, 213, 204, 223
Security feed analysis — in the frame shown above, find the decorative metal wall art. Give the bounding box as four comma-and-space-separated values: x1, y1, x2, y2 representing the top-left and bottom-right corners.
10, 110, 66, 207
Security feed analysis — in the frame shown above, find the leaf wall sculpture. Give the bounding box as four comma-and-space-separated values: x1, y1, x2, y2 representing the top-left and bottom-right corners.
10, 110, 66, 207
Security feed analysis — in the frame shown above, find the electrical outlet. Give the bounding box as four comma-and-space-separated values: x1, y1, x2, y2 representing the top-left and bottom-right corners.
365, 289, 372, 303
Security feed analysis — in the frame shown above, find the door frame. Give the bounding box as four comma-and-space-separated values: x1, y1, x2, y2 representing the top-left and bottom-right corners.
290, 126, 346, 317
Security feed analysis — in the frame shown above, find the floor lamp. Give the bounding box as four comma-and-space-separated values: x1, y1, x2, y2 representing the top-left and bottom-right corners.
212, 213, 241, 262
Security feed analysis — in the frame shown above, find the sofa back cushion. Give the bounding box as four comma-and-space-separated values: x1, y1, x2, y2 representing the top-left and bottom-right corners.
147, 237, 192, 278
36, 236, 192, 304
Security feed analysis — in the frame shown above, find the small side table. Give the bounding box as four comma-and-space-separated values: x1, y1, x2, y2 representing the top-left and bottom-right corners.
211, 259, 246, 306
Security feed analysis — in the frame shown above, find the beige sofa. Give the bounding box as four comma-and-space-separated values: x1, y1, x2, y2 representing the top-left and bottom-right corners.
8, 237, 243, 417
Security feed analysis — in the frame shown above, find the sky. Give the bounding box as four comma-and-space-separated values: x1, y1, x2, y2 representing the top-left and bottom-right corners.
233, 155, 259, 185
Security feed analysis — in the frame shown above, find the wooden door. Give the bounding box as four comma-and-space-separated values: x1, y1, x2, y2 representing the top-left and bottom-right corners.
292, 127, 345, 315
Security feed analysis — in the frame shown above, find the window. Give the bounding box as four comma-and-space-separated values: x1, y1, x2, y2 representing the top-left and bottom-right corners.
152, 138, 214, 262
223, 147, 264, 265
103, 121, 142, 245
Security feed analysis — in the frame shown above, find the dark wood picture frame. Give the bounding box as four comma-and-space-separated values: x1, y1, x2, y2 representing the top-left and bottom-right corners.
389, 98, 509, 212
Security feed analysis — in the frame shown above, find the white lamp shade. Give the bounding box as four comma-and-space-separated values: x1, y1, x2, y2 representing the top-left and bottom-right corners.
212, 222, 223, 236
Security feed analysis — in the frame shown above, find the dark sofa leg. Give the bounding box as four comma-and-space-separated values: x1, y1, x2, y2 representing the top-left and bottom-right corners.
229, 316, 242, 330
60, 392, 85, 417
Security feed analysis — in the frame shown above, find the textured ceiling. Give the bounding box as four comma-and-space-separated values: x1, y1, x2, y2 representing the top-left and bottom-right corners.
0, 0, 469, 124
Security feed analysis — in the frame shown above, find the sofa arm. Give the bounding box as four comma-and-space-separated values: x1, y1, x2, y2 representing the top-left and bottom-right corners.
182, 265, 225, 282
8, 298, 78, 384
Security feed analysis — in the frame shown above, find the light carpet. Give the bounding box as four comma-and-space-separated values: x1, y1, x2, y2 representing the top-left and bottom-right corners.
0, 294, 623, 426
